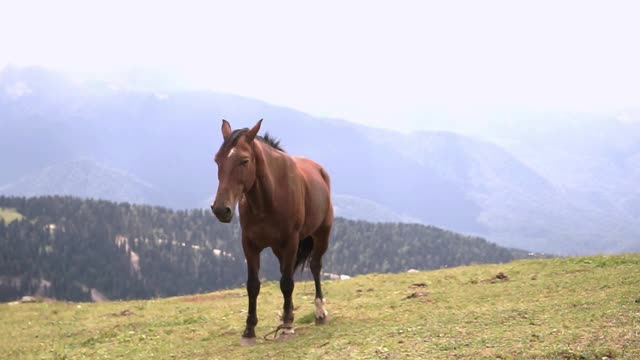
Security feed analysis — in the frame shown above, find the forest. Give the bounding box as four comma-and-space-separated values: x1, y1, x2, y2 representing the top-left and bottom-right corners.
0, 196, 530, 302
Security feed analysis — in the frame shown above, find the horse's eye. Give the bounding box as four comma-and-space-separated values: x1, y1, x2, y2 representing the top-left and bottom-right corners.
240, 158, 249, 166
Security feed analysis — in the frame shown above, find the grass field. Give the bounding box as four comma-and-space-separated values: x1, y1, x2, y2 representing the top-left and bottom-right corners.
1, 254, 639, 359
0, 207, 24, 224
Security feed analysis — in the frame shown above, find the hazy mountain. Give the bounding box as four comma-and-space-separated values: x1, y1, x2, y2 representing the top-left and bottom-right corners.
0, 159, 161, 205
485, 113, 640, 223
1, 66, 638, 254
423, 109, 640, 222
332, 194, 421, 224
438, 111, 640, 253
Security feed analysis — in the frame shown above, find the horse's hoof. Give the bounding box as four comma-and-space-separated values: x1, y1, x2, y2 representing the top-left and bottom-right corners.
277, 325, 295, 341
314, 298, 328, 325
240, 337, 257, 346
315, 315, 327, 325
277, 332, 295, 341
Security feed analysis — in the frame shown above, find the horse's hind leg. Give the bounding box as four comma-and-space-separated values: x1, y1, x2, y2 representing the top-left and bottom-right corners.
310, 225, 330, 324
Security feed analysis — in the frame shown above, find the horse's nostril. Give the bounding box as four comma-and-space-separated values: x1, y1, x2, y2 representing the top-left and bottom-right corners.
224, 207, 232, 216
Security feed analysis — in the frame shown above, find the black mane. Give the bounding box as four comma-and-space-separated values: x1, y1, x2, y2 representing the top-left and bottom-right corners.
260, 133, 284, 152
221, 129, 285, 153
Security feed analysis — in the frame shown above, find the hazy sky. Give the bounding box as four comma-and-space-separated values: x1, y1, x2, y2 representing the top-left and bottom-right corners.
1, 0, 639, 131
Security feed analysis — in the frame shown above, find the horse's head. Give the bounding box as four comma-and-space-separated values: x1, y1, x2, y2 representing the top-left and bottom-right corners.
211, 119, 262, 223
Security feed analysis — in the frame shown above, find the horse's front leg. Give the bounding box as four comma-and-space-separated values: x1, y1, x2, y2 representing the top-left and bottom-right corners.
241, 242, 261, 345
277, 240, 297, 338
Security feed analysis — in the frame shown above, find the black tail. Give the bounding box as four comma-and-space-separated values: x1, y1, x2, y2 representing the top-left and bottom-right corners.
294, 236, 314, 272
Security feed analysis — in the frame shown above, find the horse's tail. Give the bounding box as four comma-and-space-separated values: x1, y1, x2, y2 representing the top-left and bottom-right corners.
294, 236, 314, 272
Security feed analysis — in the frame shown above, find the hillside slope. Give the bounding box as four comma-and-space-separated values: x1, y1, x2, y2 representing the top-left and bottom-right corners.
1, 254, 639, 359
0, 196, 527, 302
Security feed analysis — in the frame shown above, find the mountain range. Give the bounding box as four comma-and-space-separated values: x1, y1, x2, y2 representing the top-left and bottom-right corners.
1, 66, 638, 254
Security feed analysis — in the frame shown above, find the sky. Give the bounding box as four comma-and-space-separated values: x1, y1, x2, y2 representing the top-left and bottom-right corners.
1, 0, 639, 131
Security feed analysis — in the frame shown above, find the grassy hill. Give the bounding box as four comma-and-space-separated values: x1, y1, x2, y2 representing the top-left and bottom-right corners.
2, 254, 639, 359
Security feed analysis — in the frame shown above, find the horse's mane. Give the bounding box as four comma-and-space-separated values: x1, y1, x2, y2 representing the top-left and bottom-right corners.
261, 133, 283, 152
222, 129, 285, 153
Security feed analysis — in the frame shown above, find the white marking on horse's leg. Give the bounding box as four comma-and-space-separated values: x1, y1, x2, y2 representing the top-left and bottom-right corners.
315, 298, 328, 321
279, 326, 295, 335
277, 321, 295, 340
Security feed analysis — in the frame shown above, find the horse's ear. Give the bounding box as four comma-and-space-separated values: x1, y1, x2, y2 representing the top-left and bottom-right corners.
246, 119, 263, 143
221, 119, 232, 140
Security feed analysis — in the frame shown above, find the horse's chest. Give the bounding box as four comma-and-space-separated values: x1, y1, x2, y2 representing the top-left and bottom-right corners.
240, 217, 289, 247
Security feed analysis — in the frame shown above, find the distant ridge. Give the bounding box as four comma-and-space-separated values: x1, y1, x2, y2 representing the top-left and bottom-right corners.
0, 159, 161, 205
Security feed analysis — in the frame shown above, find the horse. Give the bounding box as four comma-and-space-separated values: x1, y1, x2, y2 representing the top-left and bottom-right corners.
211, 119, 333, 344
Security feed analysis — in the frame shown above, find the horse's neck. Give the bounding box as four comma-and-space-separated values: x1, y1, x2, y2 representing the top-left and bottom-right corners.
243, 142, 279, 213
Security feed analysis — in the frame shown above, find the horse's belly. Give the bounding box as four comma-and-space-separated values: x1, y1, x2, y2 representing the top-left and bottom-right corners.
300, 197, 329, 239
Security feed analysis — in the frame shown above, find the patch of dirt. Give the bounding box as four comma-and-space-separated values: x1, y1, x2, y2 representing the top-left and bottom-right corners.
481, 272, 510, 284
112, 309, 134, 316
404, 291, 429, 300
495, 272, 509, 280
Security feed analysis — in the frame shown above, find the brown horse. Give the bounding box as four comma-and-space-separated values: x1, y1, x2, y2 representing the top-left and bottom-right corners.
211, 119, 333, 344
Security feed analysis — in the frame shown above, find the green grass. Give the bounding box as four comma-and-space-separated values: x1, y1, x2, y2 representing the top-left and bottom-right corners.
0, 207, 24, 224
2, 254, 639, 359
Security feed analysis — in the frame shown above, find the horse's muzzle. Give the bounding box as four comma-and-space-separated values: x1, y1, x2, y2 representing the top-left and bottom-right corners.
212, 205, 233, 223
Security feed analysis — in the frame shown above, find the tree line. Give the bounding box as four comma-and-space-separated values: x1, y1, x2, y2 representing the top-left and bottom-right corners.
0, 196, 528, 301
